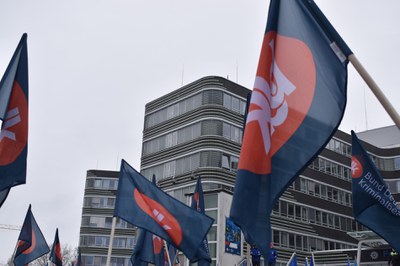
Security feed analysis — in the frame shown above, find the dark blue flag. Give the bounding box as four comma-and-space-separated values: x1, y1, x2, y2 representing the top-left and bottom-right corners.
114, 159, 213, 260
351, 131, 400, 252
230, 0, 351, 257
0, 33, 29, 207
49, 228, 63, 266
190, 176, 211, 265
131, 175, 179, 266
14, 205, 50, 266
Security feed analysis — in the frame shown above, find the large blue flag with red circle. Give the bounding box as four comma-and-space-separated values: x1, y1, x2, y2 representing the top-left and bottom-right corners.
114, 160, 213, 260
0, 33, 29, 208
351, 131, 400, 252
190, 176, 211, 265
49, 228, 63, 266
14, 205, 50, 266
230, 0, 351, 258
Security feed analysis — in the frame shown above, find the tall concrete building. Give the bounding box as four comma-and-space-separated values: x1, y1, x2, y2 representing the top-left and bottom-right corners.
78, 76, 400, 266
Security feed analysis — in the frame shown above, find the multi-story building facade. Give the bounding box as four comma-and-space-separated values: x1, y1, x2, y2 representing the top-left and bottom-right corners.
79, 170, 137, 266
78, 76, 400, 266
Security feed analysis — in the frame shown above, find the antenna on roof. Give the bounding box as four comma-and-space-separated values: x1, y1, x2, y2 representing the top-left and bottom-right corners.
236, 59, 239, 83
181, 63, 185, 87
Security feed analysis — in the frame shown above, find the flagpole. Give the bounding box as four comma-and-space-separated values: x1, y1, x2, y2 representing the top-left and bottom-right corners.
163, 240, 172, 266
106, 217, 117, 266
348, 54, 400, 129
246, 243, 250, 266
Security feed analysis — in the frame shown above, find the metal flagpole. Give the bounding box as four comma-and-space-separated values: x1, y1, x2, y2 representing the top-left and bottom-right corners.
106, 217, 117, 266
164, 240, 172, 266
348, 54, 400, 129
246, 243, 250, 266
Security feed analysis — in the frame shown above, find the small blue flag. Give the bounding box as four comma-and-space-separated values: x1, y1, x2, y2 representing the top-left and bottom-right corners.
288, 253, 297, 266
114, 160, 214, 260
131, 228, 166, 266
14, 205, 50, 266
190, 176, 211, 265
0, 33, 29, 208
351, 131, 400, 252
49, 228, 63, 266
230, 0, 350, 258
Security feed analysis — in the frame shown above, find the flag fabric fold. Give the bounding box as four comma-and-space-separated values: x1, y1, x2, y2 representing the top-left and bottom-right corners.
0, 33, 29, 207
190, 176, 211, 265
230, 0, 350, 257
13, 205, 50, 266
49, 228, 63, 266
131, 228, 164, 266
114, 159, 214, 260
351, 131, 400, 252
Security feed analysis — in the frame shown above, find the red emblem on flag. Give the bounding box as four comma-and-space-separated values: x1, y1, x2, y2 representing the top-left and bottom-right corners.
134, 188, 183, 245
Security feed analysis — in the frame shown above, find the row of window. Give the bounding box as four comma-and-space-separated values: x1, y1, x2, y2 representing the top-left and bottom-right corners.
166, 183, 231, 203
326, 137, 400, 172
141, 151, 239, 182
82, 255, 131, 266
308, 157, 400, 194
371, 155, 400, 171
272, 200, 366, 232
272, 229, 355, 252
80, 235, 135, 249
308, 157, 351, 181
299, 178, 352, 207
325, 138, 351, 157
81, 216, 134, 229
83, 197, 115, 209
142, 120, 243, 156
144, 89, 246, 129
86, 178, 118, 190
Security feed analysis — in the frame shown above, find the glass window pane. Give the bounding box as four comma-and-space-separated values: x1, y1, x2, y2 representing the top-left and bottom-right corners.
205, 210, 218, 224
204, 194, 218, 209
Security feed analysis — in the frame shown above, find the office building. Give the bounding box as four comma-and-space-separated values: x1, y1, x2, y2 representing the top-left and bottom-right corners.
79, 76, 400, 266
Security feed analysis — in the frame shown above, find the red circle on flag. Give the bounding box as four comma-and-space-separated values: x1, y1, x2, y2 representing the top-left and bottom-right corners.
0, 82, 28, 165
351, 156, 363, 178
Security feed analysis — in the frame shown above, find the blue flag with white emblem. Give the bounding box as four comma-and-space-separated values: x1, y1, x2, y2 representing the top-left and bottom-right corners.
351, 131, 400, 252
230, 0, 351, 258
14, 205, 50, 266
0, 34, 29, 208
190, 176, 211, 265
114, 160, 213, 260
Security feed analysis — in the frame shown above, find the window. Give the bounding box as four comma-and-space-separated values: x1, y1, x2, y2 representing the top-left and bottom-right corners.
204, 194, 218, 209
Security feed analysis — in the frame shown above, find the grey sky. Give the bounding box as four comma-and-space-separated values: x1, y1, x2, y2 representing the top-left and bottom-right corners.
0, 0, 399, 264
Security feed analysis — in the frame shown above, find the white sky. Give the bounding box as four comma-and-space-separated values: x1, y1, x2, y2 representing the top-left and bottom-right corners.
0, 0, 399, 264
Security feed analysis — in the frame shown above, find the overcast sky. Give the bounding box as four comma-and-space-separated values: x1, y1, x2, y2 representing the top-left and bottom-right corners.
0, 0, 399, 264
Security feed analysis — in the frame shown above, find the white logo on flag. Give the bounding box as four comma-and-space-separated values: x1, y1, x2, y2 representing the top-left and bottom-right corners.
0, 107, 21, 142
153, 209, 172, 231
247, 39, 296, 155
351, 160, 359, 176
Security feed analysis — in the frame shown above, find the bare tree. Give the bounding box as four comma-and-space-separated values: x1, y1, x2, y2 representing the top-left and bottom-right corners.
6, 245, 77, 266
